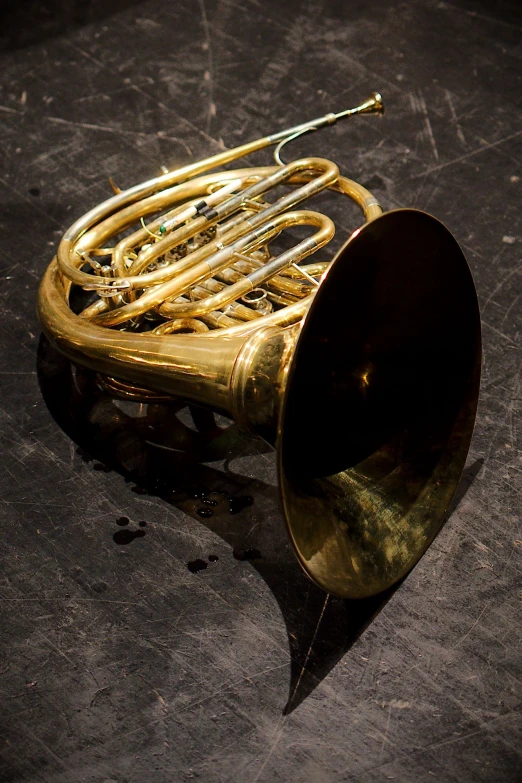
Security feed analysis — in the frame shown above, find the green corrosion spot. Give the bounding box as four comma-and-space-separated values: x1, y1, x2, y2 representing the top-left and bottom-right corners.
159, 225, 166, 234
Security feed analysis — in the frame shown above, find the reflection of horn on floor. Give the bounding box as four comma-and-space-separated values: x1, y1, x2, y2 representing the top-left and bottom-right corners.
36, 337, 484, 715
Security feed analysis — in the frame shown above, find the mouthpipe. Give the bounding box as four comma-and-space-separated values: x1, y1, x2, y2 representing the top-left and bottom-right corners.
267, 92, 384, 144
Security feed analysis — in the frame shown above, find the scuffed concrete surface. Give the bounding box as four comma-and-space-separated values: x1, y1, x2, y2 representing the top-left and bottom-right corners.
0, 1, 521, 780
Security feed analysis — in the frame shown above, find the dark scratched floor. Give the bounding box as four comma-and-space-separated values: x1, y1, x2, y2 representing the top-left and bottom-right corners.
0, 1, 521, 781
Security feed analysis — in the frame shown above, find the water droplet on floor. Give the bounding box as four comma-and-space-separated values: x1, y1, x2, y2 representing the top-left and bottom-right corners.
187, 558, 208, 573
113, 529, 146, 545
229, 495, 254, 514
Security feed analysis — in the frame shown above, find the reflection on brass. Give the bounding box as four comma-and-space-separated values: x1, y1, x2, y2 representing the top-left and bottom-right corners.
37, 94, 481, 598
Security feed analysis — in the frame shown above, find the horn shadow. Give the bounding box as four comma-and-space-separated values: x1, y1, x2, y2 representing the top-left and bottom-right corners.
37, 335, 443, 713
36, 337, 483, 714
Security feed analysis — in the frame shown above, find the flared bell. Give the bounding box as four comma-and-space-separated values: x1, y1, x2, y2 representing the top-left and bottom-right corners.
278, 209, 481, 598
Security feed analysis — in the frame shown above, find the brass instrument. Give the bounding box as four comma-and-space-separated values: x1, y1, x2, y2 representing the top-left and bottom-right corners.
37, 93, 481, 599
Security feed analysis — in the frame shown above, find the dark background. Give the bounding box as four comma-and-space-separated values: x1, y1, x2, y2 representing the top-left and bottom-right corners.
0, 1, 521, 781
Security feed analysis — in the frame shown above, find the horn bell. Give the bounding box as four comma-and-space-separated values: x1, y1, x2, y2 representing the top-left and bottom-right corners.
278, 208, 481, 598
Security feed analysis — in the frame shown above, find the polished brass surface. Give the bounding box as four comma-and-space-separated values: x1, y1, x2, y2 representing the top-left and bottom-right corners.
37, 95, 481, 598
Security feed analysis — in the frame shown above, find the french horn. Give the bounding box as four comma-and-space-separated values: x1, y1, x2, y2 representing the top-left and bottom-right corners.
37, 92, 481, 598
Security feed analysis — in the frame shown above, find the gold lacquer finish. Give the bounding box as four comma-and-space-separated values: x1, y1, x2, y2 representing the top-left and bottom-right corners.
37, 92, 482, 598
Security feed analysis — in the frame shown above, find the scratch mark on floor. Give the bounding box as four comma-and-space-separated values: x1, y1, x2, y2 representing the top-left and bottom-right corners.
10, 721, 71, 772
198, 0, 215, 135
380, 703, 392, 758
250, 714, 287, 783
445, 89, 467, 147
64, 39, 223, 149
46, 116, 193, 156
440, 1, 522, 33
410, 129, 522, 178
418, 89, 439, 161
285, 594, 330, 713
452, 602, 490, 648
500, 292, 521, 328
482, 261, 521, 312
